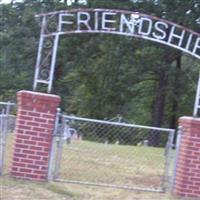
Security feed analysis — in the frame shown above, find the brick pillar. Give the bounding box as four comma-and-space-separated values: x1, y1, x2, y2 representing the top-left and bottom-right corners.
11, 90, 60, 181
173, 117, 200, 198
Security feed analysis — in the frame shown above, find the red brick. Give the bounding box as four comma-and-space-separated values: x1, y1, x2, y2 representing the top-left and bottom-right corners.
28, 112, 40, 117
40, 124, 54, 129
18, 110, 27, 115
11, 90, 60, 182
176, 183, 188, 189
19, 105, 33, 111
14, 153, 27, 158
174, 117, 200, 198
36, 152, 48, 157
25, 131, 38, 136
186, 194, 199, 198
176, 189, 193, 194
29, 146, 42, 151
11, 167, 18, 171
39, 175, 47, 180
25, 174, 38, 179
28, 155, 41, 160
17, 125, 31, 130
24, 140, 37, 145
188, 185, 199, 190
41, 114, 54, 119
15, 144, 29, 149
182, 141, 194, 146
27, 121, 40, 126
47, 120, 54, 124
195, 143, 200, 147
15, 139, 23, 143
39, 133, 51, 138
13, 157, 20, 162
17, 129, 25, 134
22, 150, 35, 155
32, 127, 45, 132
43, 147, 50, 152
11, 172, 25, 177
195, 182, 200, 186
21, 159, 34, 164
191, 169, 200, 174
33, 170, 46, 175
34, 118, 47, 123
12, 162, 26, 167
193, 190, 200, 195
32, 136, 44, 141
38, 142, 51, 148
190, 177, 200, 182
35, 107, 49, 113
42, 157, 48, 161
14, 148, 21, 153
16, 134, 30, 140
20, 115, 33, 121
189, 132, 197, 136
27, 164, 40, 169
192, 160, 200, 165
40, 166, 47, 170
35, 160, 47, 165
20, 168, 32, 173
18, 120, 26, 125
188, 147, 199, 151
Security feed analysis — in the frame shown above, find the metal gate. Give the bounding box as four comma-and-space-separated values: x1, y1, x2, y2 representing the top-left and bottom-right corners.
0, 102, 15, 175
50, 114, 175, 192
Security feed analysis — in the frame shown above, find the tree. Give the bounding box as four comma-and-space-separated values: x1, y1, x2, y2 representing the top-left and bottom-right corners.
0, 0, 199, 141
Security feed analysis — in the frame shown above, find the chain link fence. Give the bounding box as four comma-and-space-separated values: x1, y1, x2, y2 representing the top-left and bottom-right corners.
52, 114, 175, 192
0, 102, 16, 175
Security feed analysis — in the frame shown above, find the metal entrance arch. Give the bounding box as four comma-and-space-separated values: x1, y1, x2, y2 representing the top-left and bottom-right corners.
33, 9, 200, 116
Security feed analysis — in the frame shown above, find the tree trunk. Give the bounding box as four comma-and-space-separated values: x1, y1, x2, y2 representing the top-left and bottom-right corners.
169, 55, 181, 129
152, 69, 168, 127
149, 68, 168, 146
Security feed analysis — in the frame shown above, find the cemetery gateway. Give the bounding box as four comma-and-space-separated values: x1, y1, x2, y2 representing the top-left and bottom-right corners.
37, 9, 200, 59
34, 9, 200, 96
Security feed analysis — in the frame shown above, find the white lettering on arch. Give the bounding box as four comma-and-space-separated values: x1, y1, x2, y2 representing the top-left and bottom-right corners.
193, 37, 200, 55
138, 17, 153, 36
120, 14, 135, 34
59, 13, 74, 32
36, 9, 200, 60
77, 12, 92, 31
152, 21, 168, 40
168, 25, 186, 47
102, 12, 117, 31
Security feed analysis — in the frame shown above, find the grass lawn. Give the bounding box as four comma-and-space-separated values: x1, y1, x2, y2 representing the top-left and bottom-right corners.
1, 176, 195, 200
58, 140, 169, 190
1, 134, 197, 200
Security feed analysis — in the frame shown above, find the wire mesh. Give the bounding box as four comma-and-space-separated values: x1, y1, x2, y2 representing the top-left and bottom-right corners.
0, 102, 16, 176
53, 115, 175, 192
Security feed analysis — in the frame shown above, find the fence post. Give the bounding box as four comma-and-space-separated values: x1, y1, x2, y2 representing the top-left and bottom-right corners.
47, 108, 61, 181
10, 90, 60, 181
173, 117, 200, 198
0, 109, 5, 175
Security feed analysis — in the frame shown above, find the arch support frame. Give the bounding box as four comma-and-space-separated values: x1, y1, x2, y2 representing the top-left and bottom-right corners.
33, 8, 200, 114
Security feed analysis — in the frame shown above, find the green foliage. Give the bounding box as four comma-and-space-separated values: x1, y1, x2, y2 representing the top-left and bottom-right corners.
0, 0, 200, 130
